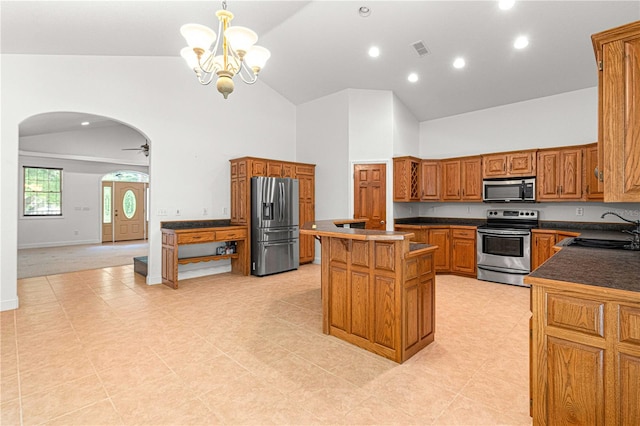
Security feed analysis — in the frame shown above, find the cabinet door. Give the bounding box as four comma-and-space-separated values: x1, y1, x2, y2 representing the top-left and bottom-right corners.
558, 148, 582, 199
251, 159, 267, 176
451, 238, 476, 275
420, 160, 440, 200
483, 154, 508, 178
428, 229, 450, 272
531, 232, 556, 270
537, 150, 560, 200
281, 163, 295, 177
267, 161, 283, 177
585, 144, 604, 200
601, 33, 640, 202
461, 157, 482, 201
441, 160, 461, 201
509, 151, 536, 176
298, 172, 315, 264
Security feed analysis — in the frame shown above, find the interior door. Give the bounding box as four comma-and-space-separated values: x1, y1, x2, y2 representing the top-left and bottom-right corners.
114, 182, 146, 241
354, 163, 386, 230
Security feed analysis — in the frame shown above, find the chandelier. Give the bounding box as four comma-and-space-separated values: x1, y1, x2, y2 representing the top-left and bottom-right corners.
180, 1, 271, 99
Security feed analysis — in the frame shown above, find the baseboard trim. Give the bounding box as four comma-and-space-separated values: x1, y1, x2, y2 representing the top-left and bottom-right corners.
18, 239, 101, 250
1, 297, 19, 312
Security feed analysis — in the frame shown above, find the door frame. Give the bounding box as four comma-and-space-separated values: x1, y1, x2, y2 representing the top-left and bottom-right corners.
350, 159, 393, 231
102, 180, 149, 242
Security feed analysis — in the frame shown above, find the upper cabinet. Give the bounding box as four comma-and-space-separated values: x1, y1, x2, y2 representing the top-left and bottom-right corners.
442, 156, 482, 202
584, 143, 604, 201
420, 160, 441, 201
393, 156, 421, 202
482, 150, 536, 178
537, 147, 583, 201
592, 21, 640, 202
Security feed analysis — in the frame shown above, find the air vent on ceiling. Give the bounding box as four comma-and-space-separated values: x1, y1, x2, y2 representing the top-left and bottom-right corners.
410, 40, 430, 57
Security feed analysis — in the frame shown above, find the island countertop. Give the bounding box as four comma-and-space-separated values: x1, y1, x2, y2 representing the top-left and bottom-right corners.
526, 245, 640, 294
301, 219, 415, 241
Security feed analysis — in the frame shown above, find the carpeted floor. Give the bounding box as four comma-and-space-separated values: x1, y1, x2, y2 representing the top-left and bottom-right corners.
17, 241, 148, 278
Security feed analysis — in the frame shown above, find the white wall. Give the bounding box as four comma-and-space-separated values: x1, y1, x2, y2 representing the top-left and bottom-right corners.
392, 94, 420, 157
1, 54, 296, 311
420, 88, 598, 158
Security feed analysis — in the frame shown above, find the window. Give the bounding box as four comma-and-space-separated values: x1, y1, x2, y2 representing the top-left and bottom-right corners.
23, 166, 62, 216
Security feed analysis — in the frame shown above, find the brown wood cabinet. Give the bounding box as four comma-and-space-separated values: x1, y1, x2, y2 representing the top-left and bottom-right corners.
537, 147, 583, 201
314, 233, 436, 363
230, 157, 316, 264
592, 21, 640, 202
483, 150, 536, 178
450, 226, 476, 276
584, 143, 604, 201
161, 224, 248, 289
531, 230, 579, 270
420, 160, 440, 201
393, 156, 421, 201
441, 156, 482, 202
394, 224, 477, 277
528, 278, 640, 425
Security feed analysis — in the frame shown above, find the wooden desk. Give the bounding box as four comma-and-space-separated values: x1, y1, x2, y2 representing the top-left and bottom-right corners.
161, 224, 248, 289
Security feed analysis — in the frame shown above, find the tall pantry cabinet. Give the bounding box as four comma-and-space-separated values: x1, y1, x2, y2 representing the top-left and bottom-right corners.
591, 20, 640, 202
230, 157, 316, 264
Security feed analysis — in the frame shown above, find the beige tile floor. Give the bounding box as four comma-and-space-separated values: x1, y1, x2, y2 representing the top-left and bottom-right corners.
1, 264, 533, 425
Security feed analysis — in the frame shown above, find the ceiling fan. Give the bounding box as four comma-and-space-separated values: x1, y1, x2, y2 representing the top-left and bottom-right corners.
122, 142, 149, 157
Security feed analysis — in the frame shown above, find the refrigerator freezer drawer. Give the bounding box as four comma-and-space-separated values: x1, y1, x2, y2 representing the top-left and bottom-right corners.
252, 239, 300, 277
253, 227, 299, 242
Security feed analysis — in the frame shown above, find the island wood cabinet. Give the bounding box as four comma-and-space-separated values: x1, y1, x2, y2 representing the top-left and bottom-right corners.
536, 147, 583, 201
393, 156, 421, 201
441, 156, 482, 201
230, 157, 316, 264
161, 225, 248, 289
319, 235, 436, 363
527, 279, 640, 425
450, 226, 477, 276
592, 21, 640, 202
482, 150, 536, 178
428, 228, 451, 272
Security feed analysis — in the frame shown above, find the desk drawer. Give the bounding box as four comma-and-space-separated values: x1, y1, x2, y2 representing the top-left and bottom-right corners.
177, 232, 216, 244
216, 229, 247, 241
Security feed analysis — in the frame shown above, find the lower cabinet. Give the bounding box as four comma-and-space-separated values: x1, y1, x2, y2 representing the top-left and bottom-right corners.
450, 226, 477, 276
528, 280, 640, 425
531, 230, 579, 270
394, 224, 477, 277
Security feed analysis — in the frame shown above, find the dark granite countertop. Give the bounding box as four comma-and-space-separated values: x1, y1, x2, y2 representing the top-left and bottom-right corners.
527, 245, 640, 293
394, 217, 486, 227
161, 219, 233, 230
538, 220, 634, 233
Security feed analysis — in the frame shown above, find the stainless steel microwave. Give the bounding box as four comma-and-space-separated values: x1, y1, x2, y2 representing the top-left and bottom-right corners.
483, 177, 536, 203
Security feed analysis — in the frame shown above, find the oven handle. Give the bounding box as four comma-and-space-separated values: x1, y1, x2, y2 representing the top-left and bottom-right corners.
477, 229, 531, 236
477, 265, 531, 275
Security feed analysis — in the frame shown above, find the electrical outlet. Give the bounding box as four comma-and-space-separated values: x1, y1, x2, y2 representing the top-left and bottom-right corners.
73, 230, 79, 235
203, 208, 208, 216
157, 208, 167, 216
175, 209, 181, 216
576, 207, 584, 216
223, 207, 229, 215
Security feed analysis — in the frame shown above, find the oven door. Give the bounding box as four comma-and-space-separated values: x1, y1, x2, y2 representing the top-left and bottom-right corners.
477, 228, 531, 273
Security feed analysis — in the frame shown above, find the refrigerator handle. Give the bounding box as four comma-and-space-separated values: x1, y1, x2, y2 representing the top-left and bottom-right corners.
279, 182, 285, 222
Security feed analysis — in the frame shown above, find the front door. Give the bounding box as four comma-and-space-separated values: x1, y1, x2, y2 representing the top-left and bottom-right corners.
114, 182, 146, 241
353, 163, 387, 230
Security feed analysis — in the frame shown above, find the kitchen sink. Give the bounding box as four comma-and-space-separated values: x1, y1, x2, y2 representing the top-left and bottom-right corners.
568, 237, 633, 250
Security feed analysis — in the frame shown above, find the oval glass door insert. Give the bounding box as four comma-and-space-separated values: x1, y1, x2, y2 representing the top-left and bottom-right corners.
123, 189, 137, 219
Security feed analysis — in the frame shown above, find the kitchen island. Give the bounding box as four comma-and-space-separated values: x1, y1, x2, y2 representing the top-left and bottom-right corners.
301, 220, 437, 363
524, 244, 640, 425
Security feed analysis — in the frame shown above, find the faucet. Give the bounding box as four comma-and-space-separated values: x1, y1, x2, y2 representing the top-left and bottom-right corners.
601, 211, 640, 250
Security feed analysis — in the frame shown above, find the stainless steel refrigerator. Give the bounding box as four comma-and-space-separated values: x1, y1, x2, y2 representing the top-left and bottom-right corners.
251, 176, 299, 276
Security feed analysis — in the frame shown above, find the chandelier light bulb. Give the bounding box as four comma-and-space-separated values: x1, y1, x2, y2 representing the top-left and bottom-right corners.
180, 24, 217, 51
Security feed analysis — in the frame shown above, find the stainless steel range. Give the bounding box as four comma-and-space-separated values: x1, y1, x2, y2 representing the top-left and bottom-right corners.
477, 209, 539, 287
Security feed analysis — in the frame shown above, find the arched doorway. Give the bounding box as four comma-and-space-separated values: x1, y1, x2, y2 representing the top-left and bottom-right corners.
17, 111, 151, 278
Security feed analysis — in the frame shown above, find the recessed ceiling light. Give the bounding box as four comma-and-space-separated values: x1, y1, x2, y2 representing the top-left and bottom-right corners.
368, 46, 380, 58
81, 121, 90, 126
407, 73, 419, 83
514, 35, 529, 49
453, 57, 466, 69
358, 6, 371, 17
498, 0, 515, 10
